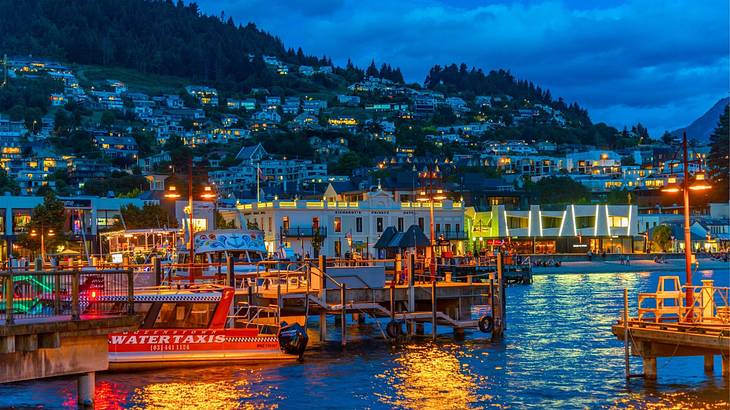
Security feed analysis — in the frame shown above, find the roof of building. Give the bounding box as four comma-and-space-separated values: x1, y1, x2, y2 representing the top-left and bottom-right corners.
374, 225, 430, 249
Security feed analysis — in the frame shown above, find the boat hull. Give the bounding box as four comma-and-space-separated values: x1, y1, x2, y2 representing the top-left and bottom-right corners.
108, 328, 299, 370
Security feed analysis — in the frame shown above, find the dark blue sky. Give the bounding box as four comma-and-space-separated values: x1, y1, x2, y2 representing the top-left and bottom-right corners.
197, 0, 729, 136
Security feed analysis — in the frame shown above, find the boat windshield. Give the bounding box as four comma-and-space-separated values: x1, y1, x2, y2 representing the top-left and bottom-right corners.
152, 302, 217, 329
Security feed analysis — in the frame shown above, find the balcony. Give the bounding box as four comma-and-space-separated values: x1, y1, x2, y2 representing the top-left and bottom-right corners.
280, 226, 328, 238
435, 230, 469, 240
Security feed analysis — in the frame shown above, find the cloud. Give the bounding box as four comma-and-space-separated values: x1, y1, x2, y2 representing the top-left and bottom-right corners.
197, 0, 729, 136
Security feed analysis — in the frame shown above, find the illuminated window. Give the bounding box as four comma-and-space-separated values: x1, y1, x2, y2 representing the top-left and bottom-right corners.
609, 216, 629, 228
333, 217, 341, 233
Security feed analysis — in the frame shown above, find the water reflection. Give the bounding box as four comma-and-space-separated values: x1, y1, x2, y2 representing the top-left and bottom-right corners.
95, 368, 283, 410
376, 343, 490, 409
0, 270, 727, 408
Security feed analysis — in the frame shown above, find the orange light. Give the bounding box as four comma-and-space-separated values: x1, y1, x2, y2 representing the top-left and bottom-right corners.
433, 189, 447, 201
662, 176, 681, 193
90, 290, 97, 299
416, 191, 429, 202
165, 185, 181, 199
690, 172, 712, 191
200, 185, 216, 200
661, 184, 681, 193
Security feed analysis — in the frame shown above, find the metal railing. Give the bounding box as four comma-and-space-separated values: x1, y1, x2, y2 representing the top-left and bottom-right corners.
435, 230, 469, 240
1, 269, 134, 324
280, 226, 328, 238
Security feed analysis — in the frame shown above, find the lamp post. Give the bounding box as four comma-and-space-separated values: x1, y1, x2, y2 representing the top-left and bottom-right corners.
165, 160, 196, 282
200, 185, 217, 229
661, 131, 712, 321
30, 224, 55, 262
417, 165, 447, 283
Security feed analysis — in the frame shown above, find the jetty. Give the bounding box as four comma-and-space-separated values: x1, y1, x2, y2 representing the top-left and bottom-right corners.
0, 269, 139, 407
216, 255, 506, 343
612, 276, 730, 379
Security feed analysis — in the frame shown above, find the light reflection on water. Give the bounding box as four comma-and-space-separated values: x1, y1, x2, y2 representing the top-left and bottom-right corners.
0, 269, 728, 409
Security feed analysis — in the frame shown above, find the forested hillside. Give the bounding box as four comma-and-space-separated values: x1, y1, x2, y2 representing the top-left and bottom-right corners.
425, 65, 591, 124
0, 0, 331, 90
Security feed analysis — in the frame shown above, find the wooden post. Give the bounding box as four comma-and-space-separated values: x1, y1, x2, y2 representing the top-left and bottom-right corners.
431, 280, 437, 340
722, 356, 729, 376
492, 253, 504, 339
624, 288, 630, 379
4, 275, 13, 325
408, 253, 416, 336
704, 355, 714, 373
319, 255, 327, 342
395, 253, 402, 285
226, 255, 235, 288
304, 265, 311, 331
276, 276, 282, 324
153, 256, 161, 286
53, 269, 61, 315
126, 268, 134, 315
643, 356, 657, 380
340, 283, 346, 347
389, 284, 395, 320
71, 270, 80, 320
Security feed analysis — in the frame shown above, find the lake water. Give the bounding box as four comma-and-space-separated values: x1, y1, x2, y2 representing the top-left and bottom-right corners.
2, 269, 729, 409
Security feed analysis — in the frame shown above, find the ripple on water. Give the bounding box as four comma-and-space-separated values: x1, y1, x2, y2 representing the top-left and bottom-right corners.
0, 270, 727, 409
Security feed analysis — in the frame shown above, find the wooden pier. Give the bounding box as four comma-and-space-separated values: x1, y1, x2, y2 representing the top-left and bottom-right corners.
227, 255, 508, 344
611, 277, 730, 380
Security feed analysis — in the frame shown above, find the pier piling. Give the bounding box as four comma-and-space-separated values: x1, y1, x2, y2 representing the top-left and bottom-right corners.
643, 355, 657, 380
340, 283, 346, 347
704, 355, 714, 373
77, 372, 95, 408
431, 280, 437, 340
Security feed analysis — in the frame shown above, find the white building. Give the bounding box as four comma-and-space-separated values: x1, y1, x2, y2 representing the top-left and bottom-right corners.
236, 190, 465, 257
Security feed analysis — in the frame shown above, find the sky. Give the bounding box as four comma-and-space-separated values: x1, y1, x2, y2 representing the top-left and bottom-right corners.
196, 0, 729, 136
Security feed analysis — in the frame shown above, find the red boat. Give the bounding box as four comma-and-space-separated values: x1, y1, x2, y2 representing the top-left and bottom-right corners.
93, 285, 308, 370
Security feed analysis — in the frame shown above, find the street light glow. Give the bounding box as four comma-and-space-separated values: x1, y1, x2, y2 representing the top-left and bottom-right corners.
164, 185, 181, 199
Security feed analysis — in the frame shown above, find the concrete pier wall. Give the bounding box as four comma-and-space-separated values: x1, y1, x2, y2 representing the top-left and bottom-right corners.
0, 335, 108, 383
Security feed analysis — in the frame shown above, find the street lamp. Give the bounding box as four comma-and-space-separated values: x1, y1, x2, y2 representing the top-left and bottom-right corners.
165, 159, 195, 282
30, 226, 55, 262
417, 165, 447, 283
200, 185, 218, 230
660, 131, 712, 321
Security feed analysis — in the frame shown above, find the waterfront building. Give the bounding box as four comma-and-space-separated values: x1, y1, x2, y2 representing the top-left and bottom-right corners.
468, 204, 639, 254
0, 195, 152, 261
235, 189, 465, 257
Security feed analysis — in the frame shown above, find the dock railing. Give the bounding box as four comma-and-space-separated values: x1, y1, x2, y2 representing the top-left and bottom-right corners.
1, 268, 134, 324
682, 283, 729, 323
635, 276, 729, 324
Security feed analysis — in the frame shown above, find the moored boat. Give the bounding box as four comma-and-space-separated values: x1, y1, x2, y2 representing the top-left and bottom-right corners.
88, 284, 308, 370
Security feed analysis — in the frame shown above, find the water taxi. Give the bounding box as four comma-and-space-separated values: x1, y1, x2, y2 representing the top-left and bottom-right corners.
91, 284, 308, 370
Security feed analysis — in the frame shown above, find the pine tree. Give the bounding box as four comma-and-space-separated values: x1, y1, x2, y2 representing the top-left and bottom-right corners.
707, 104, 729, 200
366, 60, 379, 77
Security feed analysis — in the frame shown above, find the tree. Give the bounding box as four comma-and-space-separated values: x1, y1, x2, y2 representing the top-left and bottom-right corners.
0, 168, 20, 195
311, 228, 324, 258
525, 176, 590, 205
332, 152, 363, 175
652, 224, 673, 252
16, 193, 66, 256
661, 131, 673, 145
707, 104, 729, 201
606, 189, 630, 205
112, 204, 177, 230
